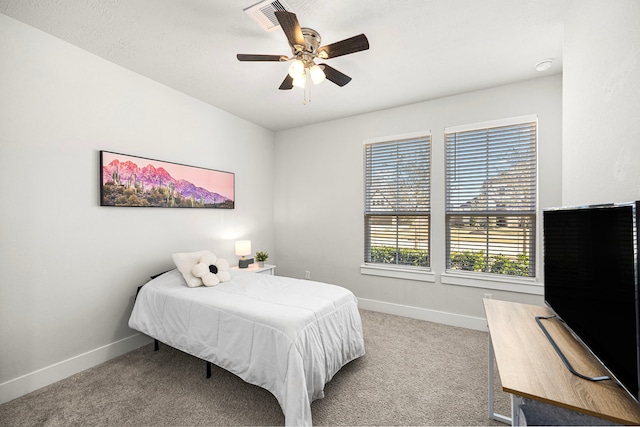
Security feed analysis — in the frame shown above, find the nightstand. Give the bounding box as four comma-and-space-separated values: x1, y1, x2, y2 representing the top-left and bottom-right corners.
231, 263, 276, 275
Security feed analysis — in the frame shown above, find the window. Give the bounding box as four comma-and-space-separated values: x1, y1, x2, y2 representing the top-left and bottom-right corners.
445, 116, 536, 277
364, 133, 431, 268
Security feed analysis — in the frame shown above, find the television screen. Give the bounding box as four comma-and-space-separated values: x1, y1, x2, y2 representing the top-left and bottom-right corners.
543, 202, 640, 402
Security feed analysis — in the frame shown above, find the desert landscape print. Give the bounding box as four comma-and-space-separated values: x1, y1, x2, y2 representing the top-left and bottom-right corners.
100, 151, 234, 208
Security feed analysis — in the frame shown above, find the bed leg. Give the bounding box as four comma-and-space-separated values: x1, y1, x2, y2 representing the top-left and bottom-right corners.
206, 361, 212, 379
154, 339, 159, 351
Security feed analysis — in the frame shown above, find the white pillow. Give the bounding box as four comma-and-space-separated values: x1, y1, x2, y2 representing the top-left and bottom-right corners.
172, 250, 216, 287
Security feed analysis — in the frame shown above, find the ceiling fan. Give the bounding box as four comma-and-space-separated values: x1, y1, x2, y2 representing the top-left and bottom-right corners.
237, 11, 369, 91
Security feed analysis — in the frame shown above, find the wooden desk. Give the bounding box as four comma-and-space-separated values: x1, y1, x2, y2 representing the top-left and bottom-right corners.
484, 298, 640, 425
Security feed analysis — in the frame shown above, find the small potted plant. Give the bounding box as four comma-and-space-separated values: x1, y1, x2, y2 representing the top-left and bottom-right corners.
255, 251, 269, 268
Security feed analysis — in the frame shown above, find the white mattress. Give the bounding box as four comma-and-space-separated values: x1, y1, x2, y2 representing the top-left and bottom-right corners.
128, 268, 365, 426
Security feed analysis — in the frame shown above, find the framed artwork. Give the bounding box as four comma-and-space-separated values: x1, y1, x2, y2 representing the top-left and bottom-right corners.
100, 151, 234, 208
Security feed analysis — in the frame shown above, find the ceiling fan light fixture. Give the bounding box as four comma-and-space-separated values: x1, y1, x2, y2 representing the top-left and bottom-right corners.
292, 73, 306, 88
288, 59, 305, 78
309, 64, 326, 84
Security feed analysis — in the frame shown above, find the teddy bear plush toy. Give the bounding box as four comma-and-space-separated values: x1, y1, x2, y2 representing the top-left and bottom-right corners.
191, 252, 231, 287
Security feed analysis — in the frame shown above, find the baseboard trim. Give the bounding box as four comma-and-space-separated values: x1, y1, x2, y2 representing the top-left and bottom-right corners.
0, 333, 152, 405
358, 298, 488, 332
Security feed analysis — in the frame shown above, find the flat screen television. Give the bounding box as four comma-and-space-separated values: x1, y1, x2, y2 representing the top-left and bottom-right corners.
543, 201, 640, 402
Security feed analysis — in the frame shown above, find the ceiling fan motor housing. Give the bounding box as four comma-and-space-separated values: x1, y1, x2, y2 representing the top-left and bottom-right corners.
293, 28, 324, 65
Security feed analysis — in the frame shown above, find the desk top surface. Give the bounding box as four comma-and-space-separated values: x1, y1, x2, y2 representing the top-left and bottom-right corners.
484, 298, 640, 425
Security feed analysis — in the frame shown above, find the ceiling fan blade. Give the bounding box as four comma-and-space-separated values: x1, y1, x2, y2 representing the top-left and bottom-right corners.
237, 54, 287, 62
319, 64, 352, 87
275, 11, 305, 49
318, 34, 369, 59
279, 74, 294, 90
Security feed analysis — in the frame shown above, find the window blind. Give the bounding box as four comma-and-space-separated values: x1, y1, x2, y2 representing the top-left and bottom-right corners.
364, 135, 431, 267
445, 119, 536, 276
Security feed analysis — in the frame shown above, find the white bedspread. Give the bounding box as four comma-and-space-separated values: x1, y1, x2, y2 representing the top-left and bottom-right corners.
128, 268, 365, 426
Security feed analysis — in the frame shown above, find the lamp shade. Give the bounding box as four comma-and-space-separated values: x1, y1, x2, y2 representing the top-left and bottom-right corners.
309, 64, 326, 84
292, 73, 306, 88
288, 59, 305, 79
234, 240, 251, 257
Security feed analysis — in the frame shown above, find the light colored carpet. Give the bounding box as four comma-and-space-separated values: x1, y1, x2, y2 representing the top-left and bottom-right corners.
0, 309, 510, 426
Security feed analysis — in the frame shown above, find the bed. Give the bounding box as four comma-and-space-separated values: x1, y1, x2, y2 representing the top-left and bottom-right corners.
128, 267, 365, 426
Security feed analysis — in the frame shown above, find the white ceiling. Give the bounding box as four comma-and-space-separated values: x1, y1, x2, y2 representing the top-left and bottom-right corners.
0, 0, 571, 131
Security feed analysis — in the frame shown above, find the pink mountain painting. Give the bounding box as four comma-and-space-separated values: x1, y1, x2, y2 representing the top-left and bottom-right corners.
100, 152, 234, 208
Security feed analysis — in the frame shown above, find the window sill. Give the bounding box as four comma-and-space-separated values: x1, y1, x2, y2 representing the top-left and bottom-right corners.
360, 264, 436, 282
441, 270, 543, 295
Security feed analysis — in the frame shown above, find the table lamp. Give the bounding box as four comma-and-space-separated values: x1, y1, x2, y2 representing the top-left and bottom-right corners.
235, 240, 253, 268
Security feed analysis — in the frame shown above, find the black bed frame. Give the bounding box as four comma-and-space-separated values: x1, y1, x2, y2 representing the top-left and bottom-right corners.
153, 338, 213, 378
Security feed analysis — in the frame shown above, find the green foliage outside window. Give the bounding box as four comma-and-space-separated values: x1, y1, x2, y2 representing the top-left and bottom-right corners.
450, 250, 486, 272
370, 246, 429, 267
369, 246, 529, 275
449, 250, 530, 276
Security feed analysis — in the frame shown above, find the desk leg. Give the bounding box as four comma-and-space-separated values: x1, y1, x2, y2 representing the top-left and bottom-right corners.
488, 333, 512, 425
511, 394, 523, 426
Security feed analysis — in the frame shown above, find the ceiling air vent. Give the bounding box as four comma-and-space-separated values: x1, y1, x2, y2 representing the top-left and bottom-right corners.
243, 0, 292, 32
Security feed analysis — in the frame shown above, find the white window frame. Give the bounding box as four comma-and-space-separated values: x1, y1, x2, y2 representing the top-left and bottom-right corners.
444, 115, 538, 282
361, 131, 434, 282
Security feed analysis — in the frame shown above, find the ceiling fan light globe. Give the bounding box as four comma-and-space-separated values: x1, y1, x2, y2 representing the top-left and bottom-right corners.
293, 74, 306, 88
309, 65, 326, 84
288, 59, 305, 78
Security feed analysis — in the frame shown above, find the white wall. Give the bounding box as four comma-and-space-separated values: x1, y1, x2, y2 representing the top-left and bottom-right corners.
0, 14, 274, 401
562, 0, 640, 206
273, 75, 563, 327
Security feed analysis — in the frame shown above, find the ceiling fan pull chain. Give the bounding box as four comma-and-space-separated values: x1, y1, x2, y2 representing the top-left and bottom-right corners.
302, 69, 309, 105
